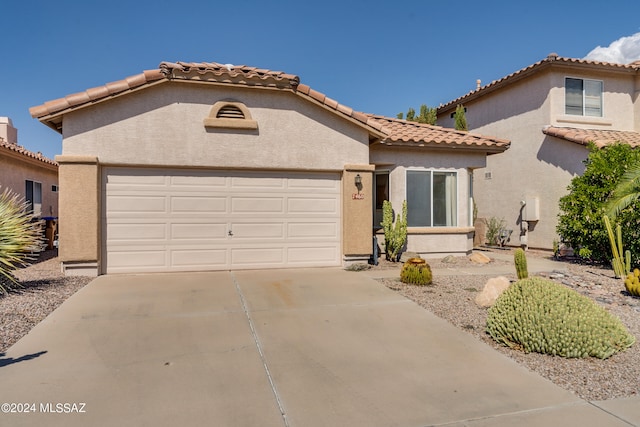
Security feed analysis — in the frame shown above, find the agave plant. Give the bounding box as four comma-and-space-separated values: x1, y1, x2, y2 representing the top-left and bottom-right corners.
0, 187, 44, 294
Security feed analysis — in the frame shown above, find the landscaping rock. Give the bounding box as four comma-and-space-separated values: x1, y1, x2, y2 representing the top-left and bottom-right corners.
469, 252, 491, 264
475, 276, 511, 307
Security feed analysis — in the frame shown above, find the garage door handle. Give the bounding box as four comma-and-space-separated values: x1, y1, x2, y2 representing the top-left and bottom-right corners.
228, 230, 233, 236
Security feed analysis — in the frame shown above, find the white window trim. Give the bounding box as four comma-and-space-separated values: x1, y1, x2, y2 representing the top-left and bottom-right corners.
404, 168, 459, 228
564, 76, 604, 117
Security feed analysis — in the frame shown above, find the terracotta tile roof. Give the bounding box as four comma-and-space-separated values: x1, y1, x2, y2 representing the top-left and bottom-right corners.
29, 60, 509, 152
367, 114, 510, 152
438, 53, 640, 113
542, 126, 640, 148
0, 137, 58, 167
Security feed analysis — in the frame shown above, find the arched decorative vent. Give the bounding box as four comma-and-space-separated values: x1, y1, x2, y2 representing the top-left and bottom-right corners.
204, 100, 257, 130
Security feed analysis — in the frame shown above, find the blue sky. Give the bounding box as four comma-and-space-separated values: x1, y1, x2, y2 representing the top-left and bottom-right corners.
3, 0, 640, 159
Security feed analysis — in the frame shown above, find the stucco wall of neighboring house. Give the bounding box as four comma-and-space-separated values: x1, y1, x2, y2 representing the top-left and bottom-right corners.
0, 153, 58, 217
61, 83, 370, 170
370, 147, 486, 256
437, 67, 631, 250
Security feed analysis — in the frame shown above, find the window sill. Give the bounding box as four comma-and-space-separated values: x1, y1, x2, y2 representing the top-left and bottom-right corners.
555, 115, 612, 127
409, 227, 475, 234
203, 118, 258, 130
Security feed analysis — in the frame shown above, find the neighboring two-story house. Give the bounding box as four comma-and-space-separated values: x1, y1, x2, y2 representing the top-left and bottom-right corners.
437, 54, 640, 250
0, 117, 58, 218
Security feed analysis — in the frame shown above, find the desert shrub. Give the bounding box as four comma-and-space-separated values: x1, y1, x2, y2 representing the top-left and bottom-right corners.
484, 217, 505, 246
0, 188, 44, 294
557, 142, 640, 264
486, 277, 635, 359
400, 258, 432, 286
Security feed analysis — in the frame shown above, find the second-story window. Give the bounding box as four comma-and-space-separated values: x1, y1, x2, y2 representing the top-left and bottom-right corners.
565, 77, 603, 117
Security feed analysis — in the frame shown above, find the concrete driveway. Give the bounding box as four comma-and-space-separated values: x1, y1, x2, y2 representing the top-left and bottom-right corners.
0, 268, 635, 426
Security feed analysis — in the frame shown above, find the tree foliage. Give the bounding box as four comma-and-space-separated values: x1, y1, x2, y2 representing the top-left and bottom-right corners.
557, 143, 640, 264
454, 105, 467, 131
397, 104, 437, 125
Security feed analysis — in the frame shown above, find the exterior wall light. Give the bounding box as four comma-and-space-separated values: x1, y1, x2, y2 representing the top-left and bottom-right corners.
354, 174, 362, 186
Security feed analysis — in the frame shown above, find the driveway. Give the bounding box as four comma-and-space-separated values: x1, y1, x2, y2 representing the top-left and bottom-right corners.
0, 268, 634, 426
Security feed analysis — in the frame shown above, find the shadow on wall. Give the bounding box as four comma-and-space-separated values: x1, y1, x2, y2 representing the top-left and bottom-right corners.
537, 137, 588, 176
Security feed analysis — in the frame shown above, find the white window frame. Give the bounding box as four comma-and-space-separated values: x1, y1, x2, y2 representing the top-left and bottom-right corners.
405, 169, 458, 227
25, 180, 42, 217
565, 76, 603, 117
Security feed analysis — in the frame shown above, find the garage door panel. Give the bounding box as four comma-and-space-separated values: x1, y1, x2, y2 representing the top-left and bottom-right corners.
104, 168, 341, 273
231, 223, 284, 239
231, 197, 284, 214
287, 222, 338, 239
108, 196, 167, 213
171, 223, 228, 240
288, 197, 339, 214
171, 196, 227, 213
109, 223, 167, 240
171, 249, 228, 267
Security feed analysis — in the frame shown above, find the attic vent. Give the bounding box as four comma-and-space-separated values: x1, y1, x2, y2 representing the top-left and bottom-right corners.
217, 105, 245, 119
204, 100, 258, 130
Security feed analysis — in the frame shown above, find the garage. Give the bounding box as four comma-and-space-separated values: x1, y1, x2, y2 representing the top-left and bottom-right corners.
103, 168, 342, 273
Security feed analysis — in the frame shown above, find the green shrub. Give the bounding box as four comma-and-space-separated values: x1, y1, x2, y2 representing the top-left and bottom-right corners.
557, 142, 640, 264
0, 188, 44, 294
514, 248, 528, 280
487, 277, 635, 359
381, 200, 407, 262
484, 217, 505, 246
400, 258, 432, 286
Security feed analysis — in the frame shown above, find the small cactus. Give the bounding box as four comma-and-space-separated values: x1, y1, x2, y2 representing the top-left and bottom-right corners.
400, 257, 432, 286
624, 268, 640, 296
514, 248, 528, 280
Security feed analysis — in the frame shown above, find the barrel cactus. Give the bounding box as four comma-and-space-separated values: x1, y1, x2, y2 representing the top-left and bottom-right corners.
513, 248, 528, 280
625, 268, 640, 297
487, 277, 635, 359
400, 257, 432, 286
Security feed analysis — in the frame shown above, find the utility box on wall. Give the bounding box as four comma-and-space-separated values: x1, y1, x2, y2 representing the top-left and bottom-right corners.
523, 197, 540, 222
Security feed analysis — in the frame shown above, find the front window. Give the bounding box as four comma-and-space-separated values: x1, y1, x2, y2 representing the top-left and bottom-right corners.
565, 77, 603, 117
406, 170, 457, 227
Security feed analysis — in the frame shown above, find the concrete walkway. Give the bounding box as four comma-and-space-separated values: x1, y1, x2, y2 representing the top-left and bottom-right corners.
1, 260, 639, 426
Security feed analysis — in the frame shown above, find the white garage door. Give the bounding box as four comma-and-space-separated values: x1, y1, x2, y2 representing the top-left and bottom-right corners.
103, 168, 342, 273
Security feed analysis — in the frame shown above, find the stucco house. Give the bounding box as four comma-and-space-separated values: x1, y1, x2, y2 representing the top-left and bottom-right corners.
30, 61, 508, 276
437, 54, 640, 251
0, 117, 58, 218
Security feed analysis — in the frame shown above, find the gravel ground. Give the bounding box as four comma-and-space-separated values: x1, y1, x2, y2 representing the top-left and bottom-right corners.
375, 249, 640, 401
1, 248, 638, 401
0, 250, 93, 353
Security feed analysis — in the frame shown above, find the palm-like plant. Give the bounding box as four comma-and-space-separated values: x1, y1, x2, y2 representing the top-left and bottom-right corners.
0, 187, 44, 294
605, 158, 640, 220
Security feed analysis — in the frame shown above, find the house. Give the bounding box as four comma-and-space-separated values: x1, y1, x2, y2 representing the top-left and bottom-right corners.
436, 54, 640, 251
30, 61, 508, 276
0, 117, 58, 218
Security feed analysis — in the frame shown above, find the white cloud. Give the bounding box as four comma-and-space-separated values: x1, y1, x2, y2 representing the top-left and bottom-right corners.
583, 32, 640, 64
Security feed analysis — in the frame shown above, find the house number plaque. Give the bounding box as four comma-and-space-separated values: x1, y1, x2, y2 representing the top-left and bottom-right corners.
352, 193, 365, 200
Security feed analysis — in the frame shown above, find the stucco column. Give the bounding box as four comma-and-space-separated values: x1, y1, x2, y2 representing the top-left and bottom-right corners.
55, 155, 100, 276
342, 165, 375, 265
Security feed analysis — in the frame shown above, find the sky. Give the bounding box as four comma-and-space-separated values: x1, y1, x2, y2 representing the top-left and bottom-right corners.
3, 0, 640, 160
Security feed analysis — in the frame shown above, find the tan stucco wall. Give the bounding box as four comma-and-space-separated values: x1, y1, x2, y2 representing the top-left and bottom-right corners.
61, 83, 370, 170
342, 165, 374, 259
437, 66, 638, 250
370, 147, 483, 255
0, 152, 58, 217
55, 156, 99, 275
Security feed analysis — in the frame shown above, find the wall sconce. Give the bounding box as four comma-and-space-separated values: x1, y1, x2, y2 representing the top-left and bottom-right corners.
354, 174, 362, 186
